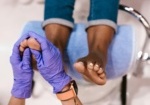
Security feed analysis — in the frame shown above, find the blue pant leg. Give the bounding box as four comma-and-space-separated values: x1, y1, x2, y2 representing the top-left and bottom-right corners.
88, 0, 120, 23
44, 0, 75, 23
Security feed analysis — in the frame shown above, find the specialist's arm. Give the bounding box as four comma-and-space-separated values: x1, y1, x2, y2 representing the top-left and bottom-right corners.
8, 35, 33, 105
8, 96, 25, 105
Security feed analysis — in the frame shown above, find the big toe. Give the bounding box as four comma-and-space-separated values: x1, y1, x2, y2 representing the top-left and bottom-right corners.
27, 37, 41, 51
73, 62, 85, 73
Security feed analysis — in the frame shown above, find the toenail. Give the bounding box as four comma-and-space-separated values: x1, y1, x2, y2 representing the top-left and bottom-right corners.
93, 64, 99, 71
78, 62, 84, 64
95, 64, 99, 68
89, 63, 93, 67
88, 62, 93, 70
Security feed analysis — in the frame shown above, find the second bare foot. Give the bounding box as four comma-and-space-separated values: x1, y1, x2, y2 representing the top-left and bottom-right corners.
74, 52, 106, 85
74, 25, 115, 85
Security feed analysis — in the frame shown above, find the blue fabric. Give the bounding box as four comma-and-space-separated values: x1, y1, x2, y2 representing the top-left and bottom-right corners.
44, 0, 75, 23
44, 0, 119, 23
21, 21, 135, 79
88, 0, 120, 23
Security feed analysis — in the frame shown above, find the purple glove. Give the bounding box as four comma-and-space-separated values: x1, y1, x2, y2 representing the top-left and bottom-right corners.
28, 32, 71, 93
10, 35, 33, 98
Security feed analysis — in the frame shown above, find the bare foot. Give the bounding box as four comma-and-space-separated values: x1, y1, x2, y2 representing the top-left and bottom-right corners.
74, 52, 106, 85
27, 37, 41, 51
74, 25, 115, 85
19, 38, 41, 52
19, 39, 28, 52
19, 37, 41, 70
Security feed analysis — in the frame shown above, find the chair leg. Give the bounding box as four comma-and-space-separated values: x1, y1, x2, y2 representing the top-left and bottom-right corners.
121, 75, 127, 105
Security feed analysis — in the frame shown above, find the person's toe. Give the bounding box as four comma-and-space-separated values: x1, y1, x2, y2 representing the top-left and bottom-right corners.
20, 39, 28, 47
93, 64, 99, 72
97, 68, 103, 74
19, 46, 25, 52
27, 37, 41, 50
19, 39, 28, 52
87, 62, 94, 70
73, 62, 85, 73
88, 70, 106, 85
99, 72, 106, 79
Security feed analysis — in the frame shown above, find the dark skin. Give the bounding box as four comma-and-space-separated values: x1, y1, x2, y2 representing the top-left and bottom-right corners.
19, 24, 114, 85
44, 24, 114, 85
74, 25, 114, 84
45, 24, 72, 54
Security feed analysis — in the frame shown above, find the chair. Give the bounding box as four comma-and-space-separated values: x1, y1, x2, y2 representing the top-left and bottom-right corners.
119, 4, 150, 105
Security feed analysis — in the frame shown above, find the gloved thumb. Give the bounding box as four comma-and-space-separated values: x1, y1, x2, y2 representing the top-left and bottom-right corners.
22, 48, 32, 70
30, 49, 43, 66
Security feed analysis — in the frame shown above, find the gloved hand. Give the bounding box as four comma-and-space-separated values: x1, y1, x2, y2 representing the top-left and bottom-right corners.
10, 35, 33, 98
28, 32, 72, 93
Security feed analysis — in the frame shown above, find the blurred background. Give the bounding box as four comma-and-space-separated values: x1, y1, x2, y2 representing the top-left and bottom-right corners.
0, 0, 150, 105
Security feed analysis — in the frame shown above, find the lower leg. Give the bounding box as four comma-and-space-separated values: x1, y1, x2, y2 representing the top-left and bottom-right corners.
44, 24, 72, 54
87, 25, 114, 54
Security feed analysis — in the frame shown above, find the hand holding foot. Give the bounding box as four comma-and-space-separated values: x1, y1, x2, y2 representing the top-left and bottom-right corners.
19, 37, 41, 69
10, 43, 33, 98
20, 32, 71, 93
19, 37, 41, 52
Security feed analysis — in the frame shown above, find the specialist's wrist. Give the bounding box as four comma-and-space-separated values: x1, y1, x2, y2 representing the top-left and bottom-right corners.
60, 84, 71, 92
56, 80, 78, 101
48, 71, 72, 93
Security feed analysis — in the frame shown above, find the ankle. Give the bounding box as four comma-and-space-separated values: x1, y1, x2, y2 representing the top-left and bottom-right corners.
45, 24, 72, 53
87, 25, 115, 53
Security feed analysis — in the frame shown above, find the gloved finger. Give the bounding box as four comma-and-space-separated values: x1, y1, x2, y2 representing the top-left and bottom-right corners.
28, 31, 53, 51
10, 44, 22, 64
30, 49, 43, 67
22, 48, 32, 70
28, 31, 60, 65
41, 42, 61, 66
12, 33, 30, 57
14, 33, 30, 47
